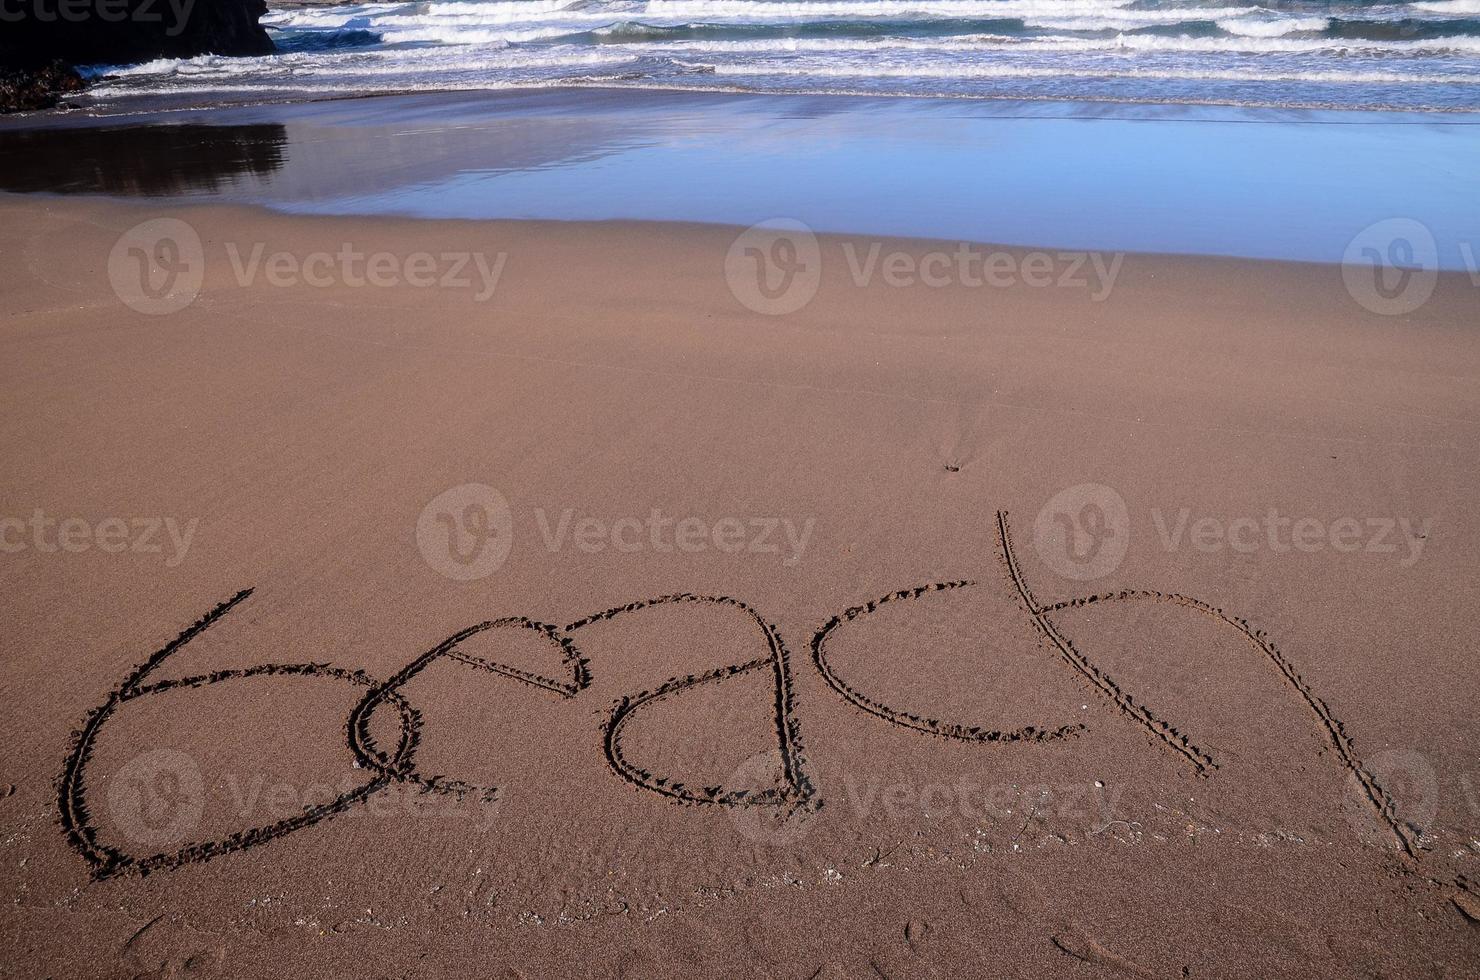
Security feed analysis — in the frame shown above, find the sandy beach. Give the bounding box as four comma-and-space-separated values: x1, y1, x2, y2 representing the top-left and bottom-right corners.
1, 180, 1477, 976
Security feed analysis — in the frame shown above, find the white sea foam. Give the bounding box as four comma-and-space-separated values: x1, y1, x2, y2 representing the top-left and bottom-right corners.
88, 0, 1480, 113
703, 59, 1480, 84
1216, 16, 1330, 38
1411, 0, 1480, 13
269, 0, 1157, 29
640, 0, 1138, 17
628, 33, 1480, 54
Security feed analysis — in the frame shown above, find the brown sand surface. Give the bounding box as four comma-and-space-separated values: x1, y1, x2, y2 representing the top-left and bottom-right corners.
1, 194, 1477, 977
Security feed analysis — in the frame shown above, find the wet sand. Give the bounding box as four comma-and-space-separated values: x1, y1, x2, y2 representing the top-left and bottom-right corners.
1, 192, 1478, 977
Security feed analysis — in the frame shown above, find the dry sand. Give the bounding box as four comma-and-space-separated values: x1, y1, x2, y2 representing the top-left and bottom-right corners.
1, 194, 1478, 977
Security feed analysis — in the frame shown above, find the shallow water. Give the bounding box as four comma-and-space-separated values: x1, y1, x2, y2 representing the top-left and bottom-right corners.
3, 89, 1477, 267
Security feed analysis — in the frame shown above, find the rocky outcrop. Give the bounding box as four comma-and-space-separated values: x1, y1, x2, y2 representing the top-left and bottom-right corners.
0, 62, 86, 112
1, 0, 275, 112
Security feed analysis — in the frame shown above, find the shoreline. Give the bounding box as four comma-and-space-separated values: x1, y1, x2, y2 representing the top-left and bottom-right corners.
9, 189, 1480, 284
3, 86, 1479, 269
18, 80, 1480, 126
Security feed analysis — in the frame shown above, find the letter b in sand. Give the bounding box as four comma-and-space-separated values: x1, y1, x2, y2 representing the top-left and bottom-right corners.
107, 218, 206, 316
417, 483, 514, 580
1033, 483, 1130, 581
725, 219, 821, 316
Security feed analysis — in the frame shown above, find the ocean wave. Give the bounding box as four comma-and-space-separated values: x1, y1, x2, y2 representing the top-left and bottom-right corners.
396, 0, 590, 18
272, 29, 386, 54
623, 33, 1480, 54
559, 13, 1480, 47
1041, 32, 1480, 54
638, 0, 1139, 18
262, 4, 407, 31
376, 27, 525, 45
700, 59, 1480, 84
267, 0, 1167, 31
262, 1, 1480, 44
586, 16, 1033, 41
1412, 0, 1480, 12
82, 0, 1480, 114
1217, 17, 1330, 38
1018, 13, 1262, 32
1325, 16, 1480, 41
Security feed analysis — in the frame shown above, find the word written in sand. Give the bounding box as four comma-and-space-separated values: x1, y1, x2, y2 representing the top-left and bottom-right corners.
58, 512, 1414, 879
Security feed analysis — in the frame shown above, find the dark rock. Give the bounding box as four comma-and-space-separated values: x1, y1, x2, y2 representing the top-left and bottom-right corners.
0, 61, 85, 112
1, 0, 274, 68
1, 0, 275, 113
